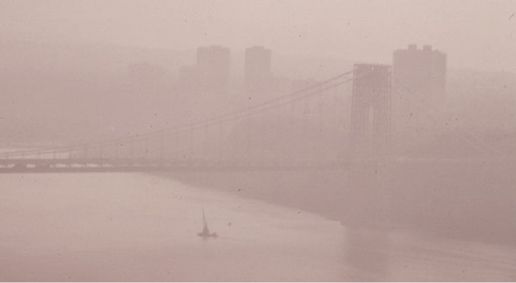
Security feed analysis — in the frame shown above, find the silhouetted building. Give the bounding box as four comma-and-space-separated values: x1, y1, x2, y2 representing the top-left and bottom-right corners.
177, 65, 199, 90
244, 46, 272, 92
127, 62, 166, 84
392, 44, 446, 130
196, 45, 231, 93
350, 64, 392, 158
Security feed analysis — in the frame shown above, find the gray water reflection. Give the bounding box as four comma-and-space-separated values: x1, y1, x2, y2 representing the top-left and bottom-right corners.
1, 172, 516, 281
341, 159, 516, 281
0, 173, 348, 281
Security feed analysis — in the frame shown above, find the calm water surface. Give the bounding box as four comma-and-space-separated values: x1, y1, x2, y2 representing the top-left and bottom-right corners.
0, 173, 348, 281
1, 172, 516, 281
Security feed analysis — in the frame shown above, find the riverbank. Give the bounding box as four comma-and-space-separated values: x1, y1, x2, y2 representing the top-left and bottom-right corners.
158, 159, 516, 246
2, 170, 515, 281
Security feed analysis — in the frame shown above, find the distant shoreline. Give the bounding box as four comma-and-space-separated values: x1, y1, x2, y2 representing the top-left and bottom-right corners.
155, 159, 516, 247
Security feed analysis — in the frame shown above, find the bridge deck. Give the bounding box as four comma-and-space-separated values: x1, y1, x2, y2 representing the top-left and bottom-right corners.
0, 158, 352, 173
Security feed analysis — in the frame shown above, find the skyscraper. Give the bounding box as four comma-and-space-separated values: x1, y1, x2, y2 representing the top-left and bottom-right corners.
244, 46, 272, 92
196, 45, 231, 93
392, 44, 447, 130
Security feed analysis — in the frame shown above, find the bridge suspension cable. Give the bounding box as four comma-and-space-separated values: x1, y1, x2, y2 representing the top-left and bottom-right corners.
1, 69, 356, 158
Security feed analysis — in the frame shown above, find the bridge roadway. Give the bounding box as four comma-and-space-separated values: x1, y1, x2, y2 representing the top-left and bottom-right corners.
1, 156, 507, 173
0, 158, 354, 173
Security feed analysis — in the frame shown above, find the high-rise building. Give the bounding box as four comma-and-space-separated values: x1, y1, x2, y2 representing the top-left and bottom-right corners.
392, 44, 446, 130
177, 65, 199, 90
244, 46, 272, 92
196, 45, 231, 93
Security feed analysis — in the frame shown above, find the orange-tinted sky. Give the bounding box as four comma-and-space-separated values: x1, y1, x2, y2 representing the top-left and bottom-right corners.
1, 0, 515, 71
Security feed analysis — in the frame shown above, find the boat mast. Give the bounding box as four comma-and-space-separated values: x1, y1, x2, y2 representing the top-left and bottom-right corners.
202, 209, 208, 229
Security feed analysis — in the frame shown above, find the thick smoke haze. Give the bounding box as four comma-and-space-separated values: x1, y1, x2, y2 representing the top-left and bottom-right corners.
1, 0, 516, 281
1, 0, 515, 71
1, 0, 515, 145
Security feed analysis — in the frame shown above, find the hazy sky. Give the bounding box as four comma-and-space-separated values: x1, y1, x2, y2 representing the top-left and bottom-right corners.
1, 0, 515, 72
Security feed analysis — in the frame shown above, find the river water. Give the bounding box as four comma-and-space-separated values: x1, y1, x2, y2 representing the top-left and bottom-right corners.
0, 173, 349, 281
1, 172, 516, 281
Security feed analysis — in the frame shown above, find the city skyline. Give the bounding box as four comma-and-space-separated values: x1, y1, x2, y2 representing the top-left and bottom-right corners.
1, 0, 515, 73
1, 1, 516, 281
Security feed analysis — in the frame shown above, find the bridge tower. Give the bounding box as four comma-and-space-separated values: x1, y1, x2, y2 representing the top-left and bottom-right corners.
350, 64, 392, 158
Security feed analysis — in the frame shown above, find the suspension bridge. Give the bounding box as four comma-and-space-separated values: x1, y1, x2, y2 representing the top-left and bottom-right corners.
0, 63, 500, 173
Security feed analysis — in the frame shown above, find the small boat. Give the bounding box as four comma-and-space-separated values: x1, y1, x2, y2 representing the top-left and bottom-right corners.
197, 209, 218, 239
